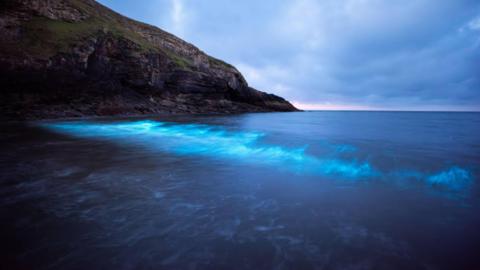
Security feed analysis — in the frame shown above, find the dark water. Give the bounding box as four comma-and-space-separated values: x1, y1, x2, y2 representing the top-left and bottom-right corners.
1, 111, 479, 270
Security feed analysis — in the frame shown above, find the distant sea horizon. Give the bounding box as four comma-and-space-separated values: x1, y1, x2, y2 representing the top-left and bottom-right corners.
302, 109, 480, 112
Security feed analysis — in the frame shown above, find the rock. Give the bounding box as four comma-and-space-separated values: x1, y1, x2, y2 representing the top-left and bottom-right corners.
0, 0, 298, 120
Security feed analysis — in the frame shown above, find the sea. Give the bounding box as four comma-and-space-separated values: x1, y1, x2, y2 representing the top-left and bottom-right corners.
1, 111, 479, 269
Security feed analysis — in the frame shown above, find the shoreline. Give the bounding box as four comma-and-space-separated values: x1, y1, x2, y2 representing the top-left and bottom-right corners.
1, 110, 304, 123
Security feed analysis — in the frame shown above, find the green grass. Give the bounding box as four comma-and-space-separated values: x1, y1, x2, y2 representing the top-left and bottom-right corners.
22, 16, 99, 57
22, 16, 159, 55
20, 8, 194, 71
161, 48, 194, 70
208, 56, 234, 69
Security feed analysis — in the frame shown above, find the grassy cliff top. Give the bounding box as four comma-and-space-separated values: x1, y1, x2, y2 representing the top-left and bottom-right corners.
10, 0, 233, 70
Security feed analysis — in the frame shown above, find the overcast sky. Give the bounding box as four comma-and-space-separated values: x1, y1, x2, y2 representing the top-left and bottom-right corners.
99, 0, 480, 111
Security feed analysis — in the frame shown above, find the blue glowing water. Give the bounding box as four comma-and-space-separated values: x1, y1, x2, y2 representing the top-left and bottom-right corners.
42, 119, 472, 190
1, 112, 479, 269
44, 120, 376, 178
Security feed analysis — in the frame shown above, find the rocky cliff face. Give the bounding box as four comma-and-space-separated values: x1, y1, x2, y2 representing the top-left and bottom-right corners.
0, 0, 297, 119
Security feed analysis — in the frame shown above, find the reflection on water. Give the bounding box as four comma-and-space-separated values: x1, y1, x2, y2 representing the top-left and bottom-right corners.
1, 112, 480, 269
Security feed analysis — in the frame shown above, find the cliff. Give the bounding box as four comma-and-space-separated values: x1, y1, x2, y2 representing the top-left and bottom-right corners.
0, 0, 297, 119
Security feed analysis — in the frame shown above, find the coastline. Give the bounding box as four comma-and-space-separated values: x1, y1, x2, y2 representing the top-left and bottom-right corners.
1, 110, 303, 123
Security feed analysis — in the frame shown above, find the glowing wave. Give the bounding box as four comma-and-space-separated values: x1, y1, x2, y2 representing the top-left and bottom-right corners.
42, 120, 374, 178
42, 120, 472, 190
427, 167, 472, 191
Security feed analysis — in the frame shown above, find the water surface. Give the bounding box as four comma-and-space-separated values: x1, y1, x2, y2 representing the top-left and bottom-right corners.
1, 112, 479, 269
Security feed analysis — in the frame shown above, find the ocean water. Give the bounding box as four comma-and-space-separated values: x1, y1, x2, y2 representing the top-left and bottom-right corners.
1, 111, 479, 269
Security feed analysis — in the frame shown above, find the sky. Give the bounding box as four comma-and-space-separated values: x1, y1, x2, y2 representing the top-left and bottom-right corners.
98, 0, 480, 111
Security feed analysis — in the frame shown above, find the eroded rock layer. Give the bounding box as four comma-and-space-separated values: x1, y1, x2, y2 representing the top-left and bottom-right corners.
0, 0, 297, 119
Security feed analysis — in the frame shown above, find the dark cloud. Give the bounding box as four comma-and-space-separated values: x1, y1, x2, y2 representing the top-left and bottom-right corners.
100, 0, 480, 110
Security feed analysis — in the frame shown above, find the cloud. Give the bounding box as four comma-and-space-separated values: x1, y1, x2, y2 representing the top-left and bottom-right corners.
468, 16, 480, 31
169, 0, 187, 37
235, 63, 293, 97
263, 0, 480, 109
99, 0, 480, 110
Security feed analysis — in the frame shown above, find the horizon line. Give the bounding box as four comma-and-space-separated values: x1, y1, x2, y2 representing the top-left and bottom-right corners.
299, 109, 480, 113
291, 102, 479, 113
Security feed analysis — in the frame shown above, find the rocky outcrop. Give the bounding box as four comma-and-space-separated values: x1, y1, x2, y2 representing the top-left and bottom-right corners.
0, 0, 297, 119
